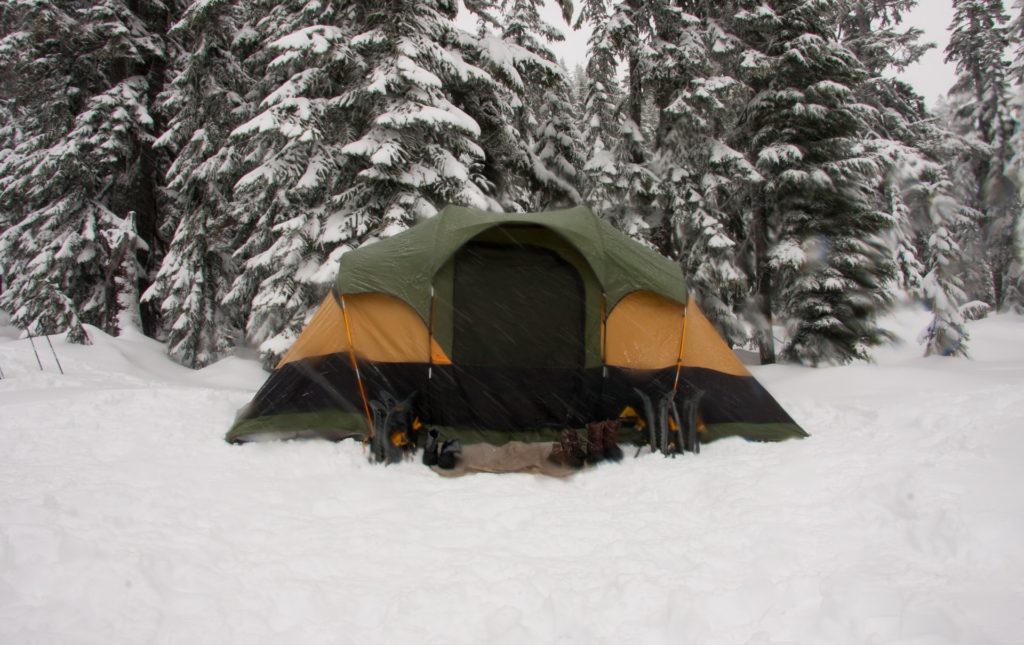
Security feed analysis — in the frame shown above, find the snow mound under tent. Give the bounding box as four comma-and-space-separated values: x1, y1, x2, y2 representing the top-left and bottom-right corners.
1, 310, 1023, 644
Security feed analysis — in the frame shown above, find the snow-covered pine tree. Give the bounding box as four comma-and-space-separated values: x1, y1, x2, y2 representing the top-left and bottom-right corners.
1005, 0, 1024, 310
531, 72, 585, 209
920, 220, 972, 356
1012, 0, 1024, 179
0, 97, 17, 244
648, 2, 760, 345
729, 1, 788, 364
738, 0, 895, 365
467, 0, 582, 210
570, 63, 589, 114
336, 0, 501, 233
219, 0, 364, 365
835, 1, 934, 178
504, 0, 583, 208
577, 1, 624, 216
576, 0, 657, 239
838, 0, 984, 351
839, 1, 931, 80
224, 0, 523, 365
1013, 0, 1024, 164
602, 0, 659, 240
0, 0, 177, 343
144, 0, 255, 367
945, 0, 1021, 311
895, 150, 975, 355
451, 5, 533, 210
889, 186, 926, 294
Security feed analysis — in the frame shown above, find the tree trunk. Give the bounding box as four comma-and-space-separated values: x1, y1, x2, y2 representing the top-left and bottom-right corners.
628, 52, 644, 166
133, 116, 164, 338
753, 197, 776, 364
130, 0, 171, 337
652, 4, 678, 145
992, 257, 1005, 311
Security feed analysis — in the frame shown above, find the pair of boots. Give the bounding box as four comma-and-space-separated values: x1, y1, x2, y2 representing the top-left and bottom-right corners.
555, 420, 623, 468
422, 428, 461, 469
586, 419, 624, 464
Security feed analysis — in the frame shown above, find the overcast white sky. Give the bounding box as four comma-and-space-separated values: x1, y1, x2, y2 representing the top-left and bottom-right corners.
900, 0, 958, 105
523, 0, 962, 108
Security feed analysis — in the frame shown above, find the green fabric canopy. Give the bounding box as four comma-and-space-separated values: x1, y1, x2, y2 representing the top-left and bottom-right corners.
336, 205, 687, 322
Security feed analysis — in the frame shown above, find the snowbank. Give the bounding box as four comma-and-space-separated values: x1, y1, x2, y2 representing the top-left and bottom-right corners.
1, 311, 1022, 644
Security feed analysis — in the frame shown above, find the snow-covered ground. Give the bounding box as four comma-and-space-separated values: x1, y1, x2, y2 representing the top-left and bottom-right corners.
1, 309, 1022, 644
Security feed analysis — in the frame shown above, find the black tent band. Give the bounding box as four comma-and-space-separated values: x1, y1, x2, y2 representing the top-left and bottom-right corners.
228, 353, 804, 444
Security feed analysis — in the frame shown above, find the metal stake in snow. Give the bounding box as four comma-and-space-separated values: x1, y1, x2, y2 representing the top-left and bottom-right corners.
26, 329, 44, 371
44, 334, 64, 375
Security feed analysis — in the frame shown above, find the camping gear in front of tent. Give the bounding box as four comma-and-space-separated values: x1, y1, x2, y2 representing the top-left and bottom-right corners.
658, 395, 672, 455
437, 439, 462, 470
369, 391, 416, 465
638, 388, 702, 457
432, 441, 577, 477
634, 388, 658, 455
422, 428, 441, 466
668, 398, 684, 454
421, 430, 462, 470
554, 429, 586, 468
598, 419, 624, 462
226, 205, 807, 474
583, 419, 624, 464
585, 421, 604, 464
680, 387, 705, 454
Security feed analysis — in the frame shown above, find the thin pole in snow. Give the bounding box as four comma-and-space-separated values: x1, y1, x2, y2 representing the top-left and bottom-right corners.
0, 361, 5, 379
339, 293, 374, 437
44, 334, 64, 375
26, 329, 44, 371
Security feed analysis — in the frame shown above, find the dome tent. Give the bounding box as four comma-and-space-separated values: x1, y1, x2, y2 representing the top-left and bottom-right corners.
226, 205, 806, 460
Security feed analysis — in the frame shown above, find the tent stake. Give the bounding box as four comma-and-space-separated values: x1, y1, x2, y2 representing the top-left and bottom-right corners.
26, 329, 44, 371
44, 334, 64, 375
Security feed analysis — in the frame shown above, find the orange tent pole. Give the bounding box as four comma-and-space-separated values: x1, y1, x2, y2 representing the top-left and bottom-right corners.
671, 297, 690, 393
600, 292, 607, 368
340, 295, 375, 436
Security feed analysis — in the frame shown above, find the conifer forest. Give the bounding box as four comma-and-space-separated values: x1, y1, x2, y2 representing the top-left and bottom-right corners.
1, 0, 1022, 369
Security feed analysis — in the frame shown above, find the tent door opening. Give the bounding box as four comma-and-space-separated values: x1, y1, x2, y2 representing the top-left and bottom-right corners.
428, 241, 587, 431
452, 241, 585, 369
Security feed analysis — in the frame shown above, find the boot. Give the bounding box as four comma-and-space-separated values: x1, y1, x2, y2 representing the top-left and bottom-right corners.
422, 428, 440, 466
602, 419, 624, 462
437, 439, 462, 470
586, 421, 605, 464
558, 429, 586, 468
549, 440, 564, 461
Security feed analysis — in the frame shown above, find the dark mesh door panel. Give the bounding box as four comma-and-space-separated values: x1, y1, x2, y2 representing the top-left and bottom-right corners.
452, 243, 584, 368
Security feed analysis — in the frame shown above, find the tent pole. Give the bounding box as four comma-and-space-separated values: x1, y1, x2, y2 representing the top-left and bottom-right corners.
340, 295, 375, 437
44, 334, 64, 375
426, 285, 435, 419
600, 292, 608, 409
26, 329, 44, 371
600, 293, 607, 369
671, 297, 690, 393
